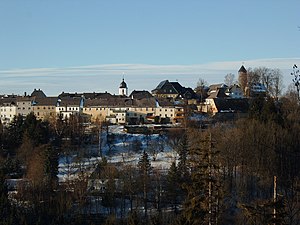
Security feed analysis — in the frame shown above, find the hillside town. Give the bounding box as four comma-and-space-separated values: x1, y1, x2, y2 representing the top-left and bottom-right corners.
1, 0, 300, 224
1, 64, 300, 225
1, 66, 268, 127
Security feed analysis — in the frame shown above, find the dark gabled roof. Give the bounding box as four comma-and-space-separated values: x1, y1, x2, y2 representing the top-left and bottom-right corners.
152, 81, 179, 95
214, 98, 249, 113
0, 97, 17, 105
58, 92, 113, 99
84, 96, 158, 108
207, 84, 228, 99
129, 90, 153, 99
31, 89, 46, 98
32, 97, 58, 106
84, 97, 132, 107
180, 87, 198, 99
16, 96, 32, 102
225, 84, 242, 94
169, 82, 183, 92
152, 80, 197, 99
207, 88, 228, 99
155, 98, 175, 107
57, 97, 82, 107
208, 84, 228, 92
58, 92, 81, 98
238, 65, 247, 73
83, 92, 113, 99
154, 80, 169, 91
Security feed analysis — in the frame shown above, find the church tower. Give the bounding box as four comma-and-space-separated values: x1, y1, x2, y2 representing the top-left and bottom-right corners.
119, 78, 128, 96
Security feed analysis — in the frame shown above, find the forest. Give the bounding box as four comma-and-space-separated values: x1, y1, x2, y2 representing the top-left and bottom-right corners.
1, 67, 300, 225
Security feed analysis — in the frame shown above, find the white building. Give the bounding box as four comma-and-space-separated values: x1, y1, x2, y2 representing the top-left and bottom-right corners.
0, 101, 17, 125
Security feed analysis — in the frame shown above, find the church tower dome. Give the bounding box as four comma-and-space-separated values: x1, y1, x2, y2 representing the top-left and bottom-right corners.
119, 78, 128, 96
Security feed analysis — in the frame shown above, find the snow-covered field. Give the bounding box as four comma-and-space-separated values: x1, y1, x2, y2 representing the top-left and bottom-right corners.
58, 125, 176, 182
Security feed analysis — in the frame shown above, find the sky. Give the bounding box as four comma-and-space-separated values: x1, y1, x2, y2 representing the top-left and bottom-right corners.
0, 0, 299, 95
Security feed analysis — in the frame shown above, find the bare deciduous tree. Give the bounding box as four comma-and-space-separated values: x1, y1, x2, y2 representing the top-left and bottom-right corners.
224, 73, 235, 87
291, 64, 300, 102
194, 78, 208, 102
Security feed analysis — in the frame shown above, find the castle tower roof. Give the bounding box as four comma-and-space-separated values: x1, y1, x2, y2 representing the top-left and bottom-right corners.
238, 65, 247, 73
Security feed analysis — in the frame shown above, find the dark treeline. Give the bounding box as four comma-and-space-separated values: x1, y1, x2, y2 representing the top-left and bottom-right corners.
1, 91, 300, 224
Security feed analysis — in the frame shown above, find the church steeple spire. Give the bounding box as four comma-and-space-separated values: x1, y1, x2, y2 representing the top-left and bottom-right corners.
119, 76, 128, 96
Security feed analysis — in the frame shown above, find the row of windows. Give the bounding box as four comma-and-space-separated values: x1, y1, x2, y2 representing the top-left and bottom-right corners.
35, 106, 55, 110
57, 107, 79, 111
83, 107, 178, 112
84, 107, 157, 112
159, 109, 174, 112
84, 108, 106, 111
0, 114, 13, 118
18, 107, 31, 110
0, 109, 14, 112
160, 114, 173, 117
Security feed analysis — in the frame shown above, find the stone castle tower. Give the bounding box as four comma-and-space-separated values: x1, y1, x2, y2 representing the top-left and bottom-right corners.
238, 65, 248, 96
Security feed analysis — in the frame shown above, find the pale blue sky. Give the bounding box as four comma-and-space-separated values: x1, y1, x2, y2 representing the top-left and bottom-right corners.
0, 0, 299, 95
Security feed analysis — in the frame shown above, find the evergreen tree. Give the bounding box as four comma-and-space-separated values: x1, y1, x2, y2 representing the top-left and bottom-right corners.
177, 133, 190, 181
166, 161, 181, 213
182, 132, 222, 225
7, 114, 24, 149
0, 170, 11, 224
43, 145, 59, 187
138, 151, 152, 218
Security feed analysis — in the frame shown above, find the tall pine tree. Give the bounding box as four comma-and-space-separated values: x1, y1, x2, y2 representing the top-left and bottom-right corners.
182, 132, 222, 225
138, 151, 151, 218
